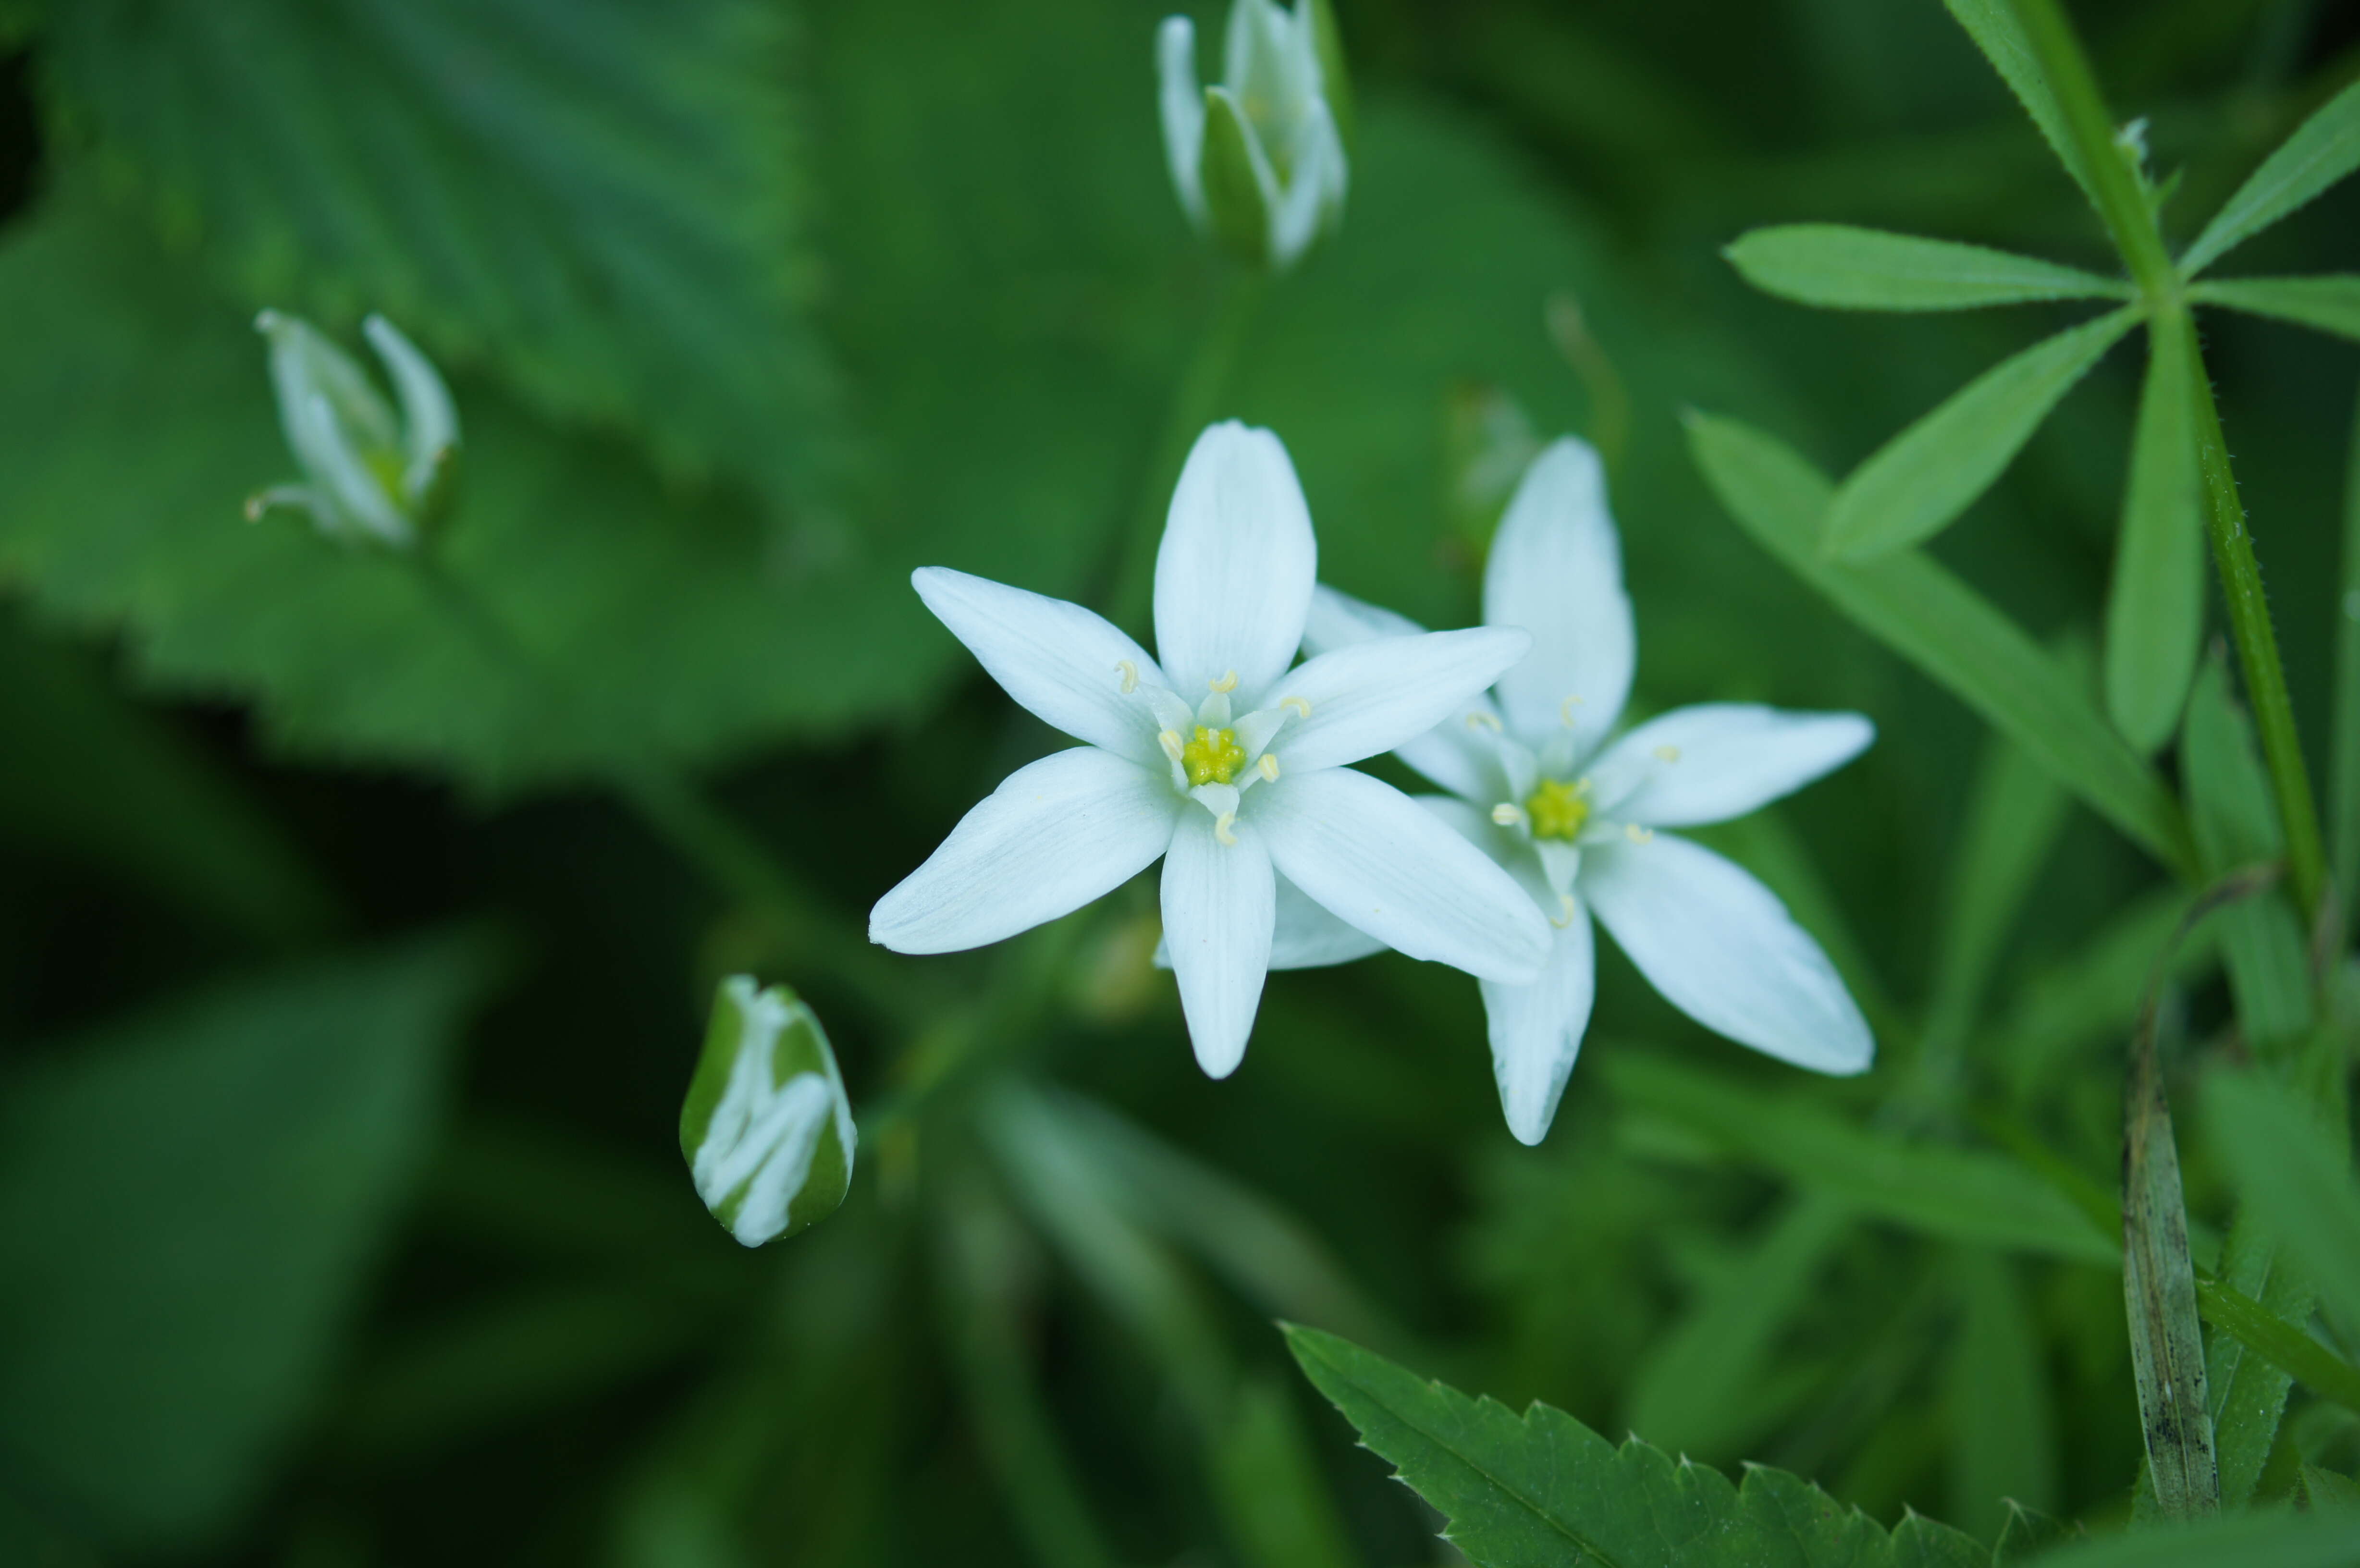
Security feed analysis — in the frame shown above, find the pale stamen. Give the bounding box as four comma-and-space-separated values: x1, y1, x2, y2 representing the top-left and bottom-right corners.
1491, 803, 1525, 827
1560, 695, 1584, 726
1466, 710, 1502, 732
1653, 745, 1680, 763
1214, 812, 1239, 845
1158, 729, 1186, 764
1280, 696, 1312, 719
1624, 823, 1654, 843
1551, 894, 1578, 929
1208, 670, 1239, 693
1116, 660, 1139, 694
1257, 754, 1280, 782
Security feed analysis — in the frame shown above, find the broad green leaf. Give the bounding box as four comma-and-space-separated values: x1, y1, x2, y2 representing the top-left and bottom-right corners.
1625, 1192, 1851, 1460
1286, 1325, 1990, 1568
1948, 1250, 2058, 1540
2184, 660, 2315, 1052
679, 977, 854, 1248
2206, 1219, 2317, 1507
2303, 1466, 2360, 1516
2121, 1000, 2219, 1520
2341, 388, 2360, 915
2193, 277, 2360, 345
1824, 307, 2139, 558
1941, 0, 2100, 206
1687, 412, 2197, 875
42, 0, 836, 510
1727, 225, 2127, 311
2022, 1509, 2360, 1568
1605, 1054, 2118, 1263
2104, 324, 2204, 752
0, 614, 337, 945
0, 933, 496, 1551
0, 195, 1009, 793
2180, 79, 2360, 277
2202, 1072, 2360, 1341
1991, 1504, 2071, 1564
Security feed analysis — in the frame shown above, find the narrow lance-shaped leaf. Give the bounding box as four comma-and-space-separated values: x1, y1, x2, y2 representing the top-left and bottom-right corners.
2201, 1223, 2324, 1507
2339, 383, 2360, 916
2181, 78, 2360, 277
2196, 1274, 2360, 1422
2203, 1071, 2360, 1342
2122, 978, 2220, 1519
1606, 1053, 2117, 1263
1824, 306, 2140, 559
1286, 1326, 1991, 1568
1941, 0, 2101, 206
2104, 321, 2205, 751
2192, 276, 2360, 346
679, 975, 855, 1248
1687, 412, 2197, 876
1726, 224, 2128, 311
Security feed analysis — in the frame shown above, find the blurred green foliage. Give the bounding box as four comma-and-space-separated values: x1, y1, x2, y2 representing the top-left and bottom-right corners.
0, 0, 2357, 1564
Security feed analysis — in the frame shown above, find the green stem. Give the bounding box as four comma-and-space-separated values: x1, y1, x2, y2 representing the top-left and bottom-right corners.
1101, 271, 1266, 632
408, 555, 918, 1025
2014, 0, 2329, 922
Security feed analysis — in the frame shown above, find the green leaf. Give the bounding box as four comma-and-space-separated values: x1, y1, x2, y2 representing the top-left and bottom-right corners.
1929, 728, 2072, 1047
1823, 307, 2140, 558
1687, 412, 2197, 876
2184, 660, 2316, 1052
0, 193, 988, 793
1624, 1192, 1852, 1460
2180, 78, 2360, 277
679, 977, 854, 1248
2202, 1071, 2360, 1342
0, 613, 339, 944
0, 933, 497, 1551
1991, 1504, 2071, 1564
2104, 322, 2205, 751
1286, 1324, 1989, 1568
2020, 1510, 2360, 1568
1605, 1054, 2118, 1264
41, 0, 836, 509
1994, 891, 2211, 1098
1948, 1250, 2059, 1540
2195, 1274, 2360, 1421
2121, 994, 2220, 1520
2202, 1225, 2323, 1507
2340, 387, 2360, 917
2192, 276, 2360, 345
1726, 225, 2127, 311
2302, 1466, 2360, 1516
1941, 0, 2101, 206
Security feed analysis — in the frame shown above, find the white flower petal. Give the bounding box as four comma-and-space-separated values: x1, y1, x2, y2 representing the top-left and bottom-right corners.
1301, 586, 1506, 800
1161, 812, 1276, 1077
1484, 438, 1633, 758
1154, 422, 1316, 699
914, 567, 1166, 766
1480, 905, 1597, 1146
1587, 704, 1874, 827
1256, 769, 1549, 983
1157, 16, 1207, 225
362, 314, 459, 495
1270, 871, 1387, 968
1268, 627, 1530, 772
1580, 833, 1872, 1074
870, 748, 1179, 954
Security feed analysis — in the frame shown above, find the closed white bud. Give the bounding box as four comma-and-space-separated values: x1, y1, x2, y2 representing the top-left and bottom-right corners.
1157, 0, 1351, 272
249, 310, 462, 548
679, 976, 856, 1247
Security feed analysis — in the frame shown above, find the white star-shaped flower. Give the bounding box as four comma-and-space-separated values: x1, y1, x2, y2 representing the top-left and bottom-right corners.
1302, 437, 1877, 1143
871, 422, 1551, 1077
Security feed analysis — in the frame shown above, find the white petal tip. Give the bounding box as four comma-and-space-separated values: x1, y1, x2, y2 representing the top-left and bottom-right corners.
1192, 1037, 1249, 1079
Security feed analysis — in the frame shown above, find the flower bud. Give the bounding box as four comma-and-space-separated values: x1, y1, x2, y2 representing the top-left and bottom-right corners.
679, 976, 856, 1247
1157, 0, 1351, 272
248, 310, 461, 548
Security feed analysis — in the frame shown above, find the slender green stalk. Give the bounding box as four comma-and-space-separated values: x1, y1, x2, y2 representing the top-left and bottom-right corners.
2012, 0, 2328, 921
1102, 271, 1266, 631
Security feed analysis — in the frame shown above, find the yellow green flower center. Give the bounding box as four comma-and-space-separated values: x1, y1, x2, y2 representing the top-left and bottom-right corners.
1524, 778, 1591, 842
1182, 724, 1246, 787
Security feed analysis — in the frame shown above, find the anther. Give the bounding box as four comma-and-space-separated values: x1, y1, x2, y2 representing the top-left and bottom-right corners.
1209, 671, 1239, 693
1551, 894, 1578, 929
1624, 823, 1654, 843
1280, 696, 1312, 719
1117, 660, 1139, 695
1214, 812, 1239, 846
1491, 803, 1525, 827
1158, 729, 1185, 764
1466, 710, 1502, 732
1560, 695, 1584, 726
1257, 754, 1280, 783
1654, 745, 1680, 763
